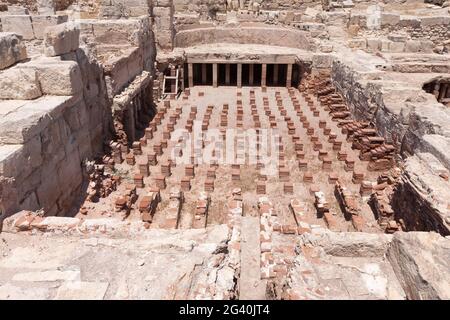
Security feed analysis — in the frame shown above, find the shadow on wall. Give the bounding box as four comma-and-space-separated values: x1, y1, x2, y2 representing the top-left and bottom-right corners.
423, 76, 450, 105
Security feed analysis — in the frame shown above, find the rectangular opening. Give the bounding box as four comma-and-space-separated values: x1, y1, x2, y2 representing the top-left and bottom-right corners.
193, 63, 213, 86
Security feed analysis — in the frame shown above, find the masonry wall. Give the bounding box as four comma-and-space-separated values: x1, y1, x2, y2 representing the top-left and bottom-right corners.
0, 16, 156, 218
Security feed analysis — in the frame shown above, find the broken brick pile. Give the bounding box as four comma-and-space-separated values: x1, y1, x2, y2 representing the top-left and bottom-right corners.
138, 188, 161, 223
302, 75, 396, 172
160, 187, 183, 229
86, 163, 120, 203
193, 192, 210, 229
335, 181, 365, 231
114, 184, 138, 219
258, 197, 277, 280
369, 168, 403, 234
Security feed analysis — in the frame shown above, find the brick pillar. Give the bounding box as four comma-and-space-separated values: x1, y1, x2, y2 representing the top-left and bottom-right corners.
213, 63, 218, 88
237, 63, 242, 88
286, 64, 293, 88
249, 64, 254, 86
188, 63, 193, 88
225, 64, 231, 85
273, 64, 279, 86
261, 63, 267, 88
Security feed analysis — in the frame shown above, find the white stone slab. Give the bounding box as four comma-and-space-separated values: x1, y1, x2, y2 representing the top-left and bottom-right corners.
12, 270, 80, 282
55, 281, 109, 300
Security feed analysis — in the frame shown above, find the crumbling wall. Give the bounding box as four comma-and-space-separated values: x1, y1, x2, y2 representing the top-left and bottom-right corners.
331, 59, 409, 149
391, 154, 450, 236
1, 0, 76, 12
350, 12, 450, 48
0, 15, 156, 218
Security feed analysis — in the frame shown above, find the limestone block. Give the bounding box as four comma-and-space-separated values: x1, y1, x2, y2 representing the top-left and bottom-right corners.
91, 21, 139, 46
0, 144, 23, 177
0, 32, 27, 70
387, 232, 450, 300
44, 22, 80, 57
420, 40, 434, 53
405, 40, 421, 53
380, 39, 391, 52
0, 96, 75, 144
389, 41, 405, 53
34, 60, 83, 96
0, 15, 34, 40
312, 54, 333, 69
55, 282, 109, 300
381, 13, 400, 26
0, 67, 42, 100
37, 0, 55, 15
6, 6, 29, 15
155, 0, 173, 8
153, 7, 174, 30
348, 38, 367, 49
388, 34, 408, 43
31, 15, 68, 40
420, 16, 450, 26
300, 232, 393, 257
366, 38, 381, 52
398, 17, 421, 28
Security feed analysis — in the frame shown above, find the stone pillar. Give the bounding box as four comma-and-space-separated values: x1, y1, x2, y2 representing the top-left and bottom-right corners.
202, 64, 207, 85
237, 63, 242, 88
213, 63, 218, 88
286, 64, 293, 88
188, 63, 194, 88
170, 66, 176, 93
273, 64, 279, 86
261, 63, 267, 88
180, 66, 185, 91
439, 83, 448, 101
249, 64, 254, 86
225, 64, 231, 85
433, 82, 440, 99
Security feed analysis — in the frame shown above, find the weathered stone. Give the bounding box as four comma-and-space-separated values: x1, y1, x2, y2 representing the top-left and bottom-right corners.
44, 22, 80, 57
0, 67, 42, 100
388, 232, 450, 300
0, 32, 27, 70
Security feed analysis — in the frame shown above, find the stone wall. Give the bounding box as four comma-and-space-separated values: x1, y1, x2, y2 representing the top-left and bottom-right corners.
392, 154, 450, 236
174, 26, 313, 50
1, 0, 76, 12
77, 17, 156, 97
351, 12, 450, 47
172, 0, 324, 13
0, 17, 156, 219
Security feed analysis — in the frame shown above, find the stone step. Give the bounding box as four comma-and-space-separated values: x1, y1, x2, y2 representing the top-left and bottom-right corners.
239, 216, 266, 300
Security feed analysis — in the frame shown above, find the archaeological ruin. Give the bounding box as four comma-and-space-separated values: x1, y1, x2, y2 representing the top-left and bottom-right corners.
0, 0, 449, 301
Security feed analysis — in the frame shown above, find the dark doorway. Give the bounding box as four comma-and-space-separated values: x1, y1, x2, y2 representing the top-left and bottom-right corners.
292, 64, 301, 88
218, 64, 237, 86
193, 63, 213, 86
266, 64, 287, 87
